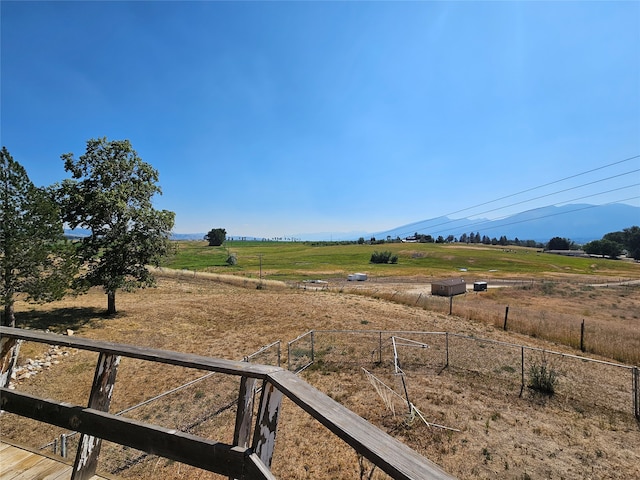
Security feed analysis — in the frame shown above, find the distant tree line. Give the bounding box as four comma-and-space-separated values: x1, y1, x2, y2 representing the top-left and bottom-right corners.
358, 232, 545, 248
355, 228, 640, 260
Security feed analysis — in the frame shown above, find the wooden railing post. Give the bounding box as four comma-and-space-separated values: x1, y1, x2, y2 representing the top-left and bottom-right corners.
233, 376, 258, 448
71, 352, 121, 480
231, 376, 258, 480
252, 381, 283, 469
0, 336, 21, 388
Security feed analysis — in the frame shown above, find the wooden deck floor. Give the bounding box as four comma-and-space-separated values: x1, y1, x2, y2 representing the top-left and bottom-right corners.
0, 440, 114, 480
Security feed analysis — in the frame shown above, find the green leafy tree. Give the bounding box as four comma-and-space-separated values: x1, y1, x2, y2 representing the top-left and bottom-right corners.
58, 138, 175, 315
604, 226, 640, 260
1, 147, 78, 326
547, 237, 571, 250
584, 239, 623, 259
622, 226, 640, 260
204, 228, 226, 246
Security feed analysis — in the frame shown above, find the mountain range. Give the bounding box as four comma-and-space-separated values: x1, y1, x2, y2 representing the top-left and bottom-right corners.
372, 203, 640, 244
65, 203, 639, 245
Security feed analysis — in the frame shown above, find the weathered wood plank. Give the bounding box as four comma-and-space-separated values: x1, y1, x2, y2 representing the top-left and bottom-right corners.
252, 381, 283, 469
233, 376, 257, 448
0, 336, 20, 388
0, 441, 114, 480
9, 457, 64, 480
0, 327, 278, 379
266, 369, 455, 480
72, 353, 121, 480
0, 389, 271, 479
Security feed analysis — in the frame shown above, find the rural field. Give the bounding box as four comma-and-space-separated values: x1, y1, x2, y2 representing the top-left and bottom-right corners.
3, 241, 640, 479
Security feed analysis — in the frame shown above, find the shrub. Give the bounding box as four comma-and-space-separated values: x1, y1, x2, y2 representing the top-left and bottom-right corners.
528, 355, 558, 395
370, 251, 398, 264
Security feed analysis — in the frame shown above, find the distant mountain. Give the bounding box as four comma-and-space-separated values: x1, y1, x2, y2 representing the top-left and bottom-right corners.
171, 233, 205, 241
66, 203, 639, 244
374, 203, 640, 244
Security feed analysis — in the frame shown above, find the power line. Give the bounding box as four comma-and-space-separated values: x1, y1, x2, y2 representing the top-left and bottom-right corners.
432, 154, 640, 221
392, 173, 639, 239
428, 196, 640, 237
381, 154, 640, 239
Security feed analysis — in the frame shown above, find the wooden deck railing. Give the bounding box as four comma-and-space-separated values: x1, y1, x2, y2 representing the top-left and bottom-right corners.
0, 326, 454, 480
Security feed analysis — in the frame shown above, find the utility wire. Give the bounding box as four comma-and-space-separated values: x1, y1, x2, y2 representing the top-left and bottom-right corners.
379, 154, 640, 239
391, 170, 640, 238
427, 196, 640, 237
380, 155, 640, 235
408, 184, 637, 239
427, 154, 640, 221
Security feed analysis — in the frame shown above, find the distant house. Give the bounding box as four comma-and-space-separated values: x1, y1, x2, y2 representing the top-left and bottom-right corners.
431, 278, 466, 297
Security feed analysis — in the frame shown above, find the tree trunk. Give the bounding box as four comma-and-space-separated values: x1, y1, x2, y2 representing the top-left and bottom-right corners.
2, 303, 15, 327
107, 291, 116, 315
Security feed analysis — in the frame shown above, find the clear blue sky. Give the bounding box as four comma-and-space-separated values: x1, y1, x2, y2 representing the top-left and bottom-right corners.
2, 1, 639, 239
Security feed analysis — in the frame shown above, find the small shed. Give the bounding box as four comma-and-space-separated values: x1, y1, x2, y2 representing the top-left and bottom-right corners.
431, 278, 466, 297
473, 281, 488, 292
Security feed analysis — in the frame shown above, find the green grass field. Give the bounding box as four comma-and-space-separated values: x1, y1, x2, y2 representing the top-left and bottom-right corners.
162, 241, 640, 281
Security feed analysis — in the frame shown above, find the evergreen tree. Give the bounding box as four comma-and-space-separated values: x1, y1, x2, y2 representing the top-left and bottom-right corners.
1, 147, 78, 326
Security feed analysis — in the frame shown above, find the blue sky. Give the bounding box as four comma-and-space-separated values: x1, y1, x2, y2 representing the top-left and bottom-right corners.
2, 1, 639, 239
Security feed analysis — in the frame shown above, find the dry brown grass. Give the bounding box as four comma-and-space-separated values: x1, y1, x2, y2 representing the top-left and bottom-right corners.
3, 272, 640, 479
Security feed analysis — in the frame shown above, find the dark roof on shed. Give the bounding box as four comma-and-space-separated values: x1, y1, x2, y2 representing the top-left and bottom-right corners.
431, 278, 466, 286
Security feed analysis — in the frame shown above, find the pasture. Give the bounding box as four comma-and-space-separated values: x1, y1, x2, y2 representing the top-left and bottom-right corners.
162, 240, 640, 280
4, 242, 640, 479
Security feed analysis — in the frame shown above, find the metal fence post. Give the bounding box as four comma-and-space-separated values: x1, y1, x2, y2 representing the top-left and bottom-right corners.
60, 434, 67, 458
633, 366, 639, 421
379, 331, 383, 364
277, 341, 281, 367
445, 332, 449, 368
520, 346, 525, 397
311, 330, 315, 363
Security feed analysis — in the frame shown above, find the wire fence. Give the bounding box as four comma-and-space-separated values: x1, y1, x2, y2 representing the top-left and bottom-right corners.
40, 341, 283, 475
288, 329, 640, 422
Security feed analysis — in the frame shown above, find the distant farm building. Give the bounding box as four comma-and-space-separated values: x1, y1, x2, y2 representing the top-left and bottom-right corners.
431, 278, 466, 296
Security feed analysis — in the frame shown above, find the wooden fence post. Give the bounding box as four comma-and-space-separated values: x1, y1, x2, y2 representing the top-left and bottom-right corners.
252, 381, 283, 469
71, 352, 121, 480
580, 320, 585, 352
379, 331, 383, 364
